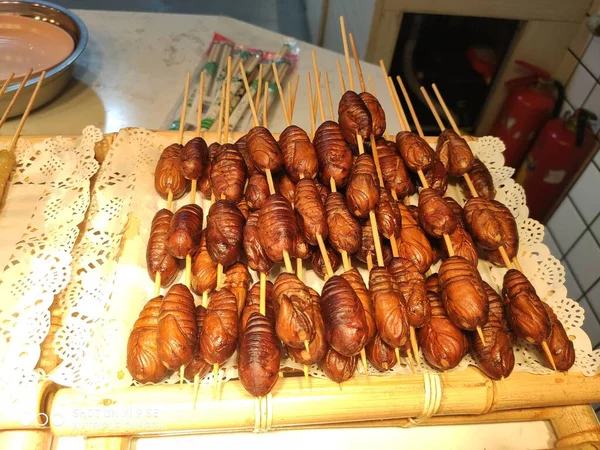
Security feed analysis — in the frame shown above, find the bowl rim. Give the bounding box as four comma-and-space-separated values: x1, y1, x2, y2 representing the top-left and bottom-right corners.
0, 0, 88, 91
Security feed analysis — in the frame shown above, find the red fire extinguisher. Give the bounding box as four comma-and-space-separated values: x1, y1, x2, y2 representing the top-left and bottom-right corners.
490, 60, 564, 169
516, 109, 598, 222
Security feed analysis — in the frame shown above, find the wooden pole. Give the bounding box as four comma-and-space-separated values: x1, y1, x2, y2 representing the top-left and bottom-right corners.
0, 69, 33, 130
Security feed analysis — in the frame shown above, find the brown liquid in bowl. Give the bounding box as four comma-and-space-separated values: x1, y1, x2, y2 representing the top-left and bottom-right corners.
0, 15, 75, 82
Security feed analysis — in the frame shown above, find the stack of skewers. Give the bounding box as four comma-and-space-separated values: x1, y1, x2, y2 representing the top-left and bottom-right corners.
125, 18, 576, 407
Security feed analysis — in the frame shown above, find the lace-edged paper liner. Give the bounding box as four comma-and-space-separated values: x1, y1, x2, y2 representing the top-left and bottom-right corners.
49, 128, 599, 395
0, 126, 101, 404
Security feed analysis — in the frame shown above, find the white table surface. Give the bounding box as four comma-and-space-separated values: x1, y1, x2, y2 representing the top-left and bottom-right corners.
1, 9, 557, 448
1, 11, 400, 138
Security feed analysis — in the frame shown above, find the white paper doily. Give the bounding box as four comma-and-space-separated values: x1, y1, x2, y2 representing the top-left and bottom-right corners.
0, 126, 101, 404
49, 129, 599, 394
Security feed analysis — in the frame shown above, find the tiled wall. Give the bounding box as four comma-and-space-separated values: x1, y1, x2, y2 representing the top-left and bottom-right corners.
546, 13, 600, 351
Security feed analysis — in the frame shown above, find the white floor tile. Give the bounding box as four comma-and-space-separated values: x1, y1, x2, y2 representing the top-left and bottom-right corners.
592, 215, 600, 242
566, 231, 600, 291
583, 84, 600, 134
580, 297, 600, 348
566, 64, 596, 108
588, 281, 600, 312
542, 229, 562, 259
595, 150, 600, 167
548, 196, 587, 252
582, 36, 600, 79
570, 162, 600, 223
563, 261, 583, 300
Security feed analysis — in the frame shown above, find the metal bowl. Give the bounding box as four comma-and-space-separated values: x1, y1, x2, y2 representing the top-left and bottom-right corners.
0, 0, 88, 119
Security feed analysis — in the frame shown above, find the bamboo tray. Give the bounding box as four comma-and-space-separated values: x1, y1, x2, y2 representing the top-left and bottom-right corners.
2, 131, 600, 449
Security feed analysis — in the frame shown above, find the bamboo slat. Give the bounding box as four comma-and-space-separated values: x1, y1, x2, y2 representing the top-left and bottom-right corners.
49, 369, 600, 437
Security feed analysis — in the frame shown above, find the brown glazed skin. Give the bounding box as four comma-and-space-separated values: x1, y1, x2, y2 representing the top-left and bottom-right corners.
369, 267, 409, 349
165, 204, 204, 259
312, 244, 341, 279
184, 305, 211, 381
238, 312, 281, 397
375, 188, 402, 239
338, 90, 373, 145
397, 203, 434, 274
321, 275, 368, 356
540, 303, 575, 371
460, 158, 496, 200
396, 131, 434, 172
180, 136, 207, 180
246, 173, 271, 211
235, 134, 256, 176
243, 211, 274, 274
246, 126, 284, 173
377, 139, 415, 199
485, 202, 519, 266
206, 200, 245, 267
288, 287, 328, 365
418, 187, 457, 238
321, 348, 358, 383
444, 197, 466, 228
155, 143, 187, 199
127, 296, 169, 384
447, 227, 479, 266
223, 262, 251, 316
356, 222, 393, 267
314, 178, 331, 204
146, 209, 179, 287
502, 269, 551, 344
346, 153, 380, 219
295, 178, 328, 245
463, 198, 507, 250
199, 142, 219, 197
469, 282, 514, 380
423, 157, 448, 195
273, 272, 315, 348
418, 274, 469, 370
341, 268, 376, 342
190, 231, 217, 295
199, 288, 239, 365
237, 198, 250, 220
325, 192, 362, 255
435, 129, 474, 177
279, 125, 319, 182
359, 91, 386, 138
240, 281, 275, 334
258, 194, 297, 263
388, 257, 430, 328
295, 232, 312, 260
210, 143, 248, 202
366, 333, 397, 371
313, 121, 354, 188
157, 284, 198, 370
438, 256, 489, 330
277, 173, 296, 206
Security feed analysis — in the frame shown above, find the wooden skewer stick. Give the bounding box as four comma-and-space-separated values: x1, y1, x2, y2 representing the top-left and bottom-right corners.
336, 60, 346, 94
348, 33, 365, 92
223, 57, 232, 143
311, 51, 326, 124
339, 16, 354, 91
290, 74, 300, 122
254, 64, 263, 115
177, 72, 191, 145
272, 62, 290, 126
0, 68, 33, 130
189, 71, 205, 205
6, 70, 45, 153
419, 86, 445, 131
324, 72, 335, 121
263, 81, 269, 127
0, 72, 15, 97
398, 76, 489, 348
307, 73, 316, 138
239, 62, 259, 127
429, 83, 522, 280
